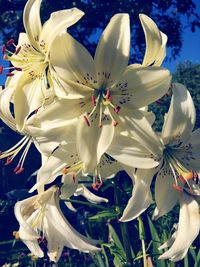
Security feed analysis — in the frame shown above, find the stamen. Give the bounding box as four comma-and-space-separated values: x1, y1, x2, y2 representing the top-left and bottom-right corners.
6, 39, 15, 46
91, 95, 96, 106
6, 73, 14, 77
0, 66, 3, 74
15, 46, 21, 55
83, 115, 90, 126
173, 184, 182, 192
114, 106, 120, 113
13, 231, 20, 240
1, 45, 6, 54
113, 121, 118, 127
5, 157, 13, 165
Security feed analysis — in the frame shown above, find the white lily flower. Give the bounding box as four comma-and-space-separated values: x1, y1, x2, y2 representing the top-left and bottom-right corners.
120, 83, 200, 223
0, 86, 75, 175
29, 142, 123, 193
14, 186, 100, 262
2, 0, 84, 131
42, 13, 171, 171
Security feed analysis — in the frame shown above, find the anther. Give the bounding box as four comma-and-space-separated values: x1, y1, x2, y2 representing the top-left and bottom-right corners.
15, 168, 24, 175
5, 157, 12, 165
83, 115, 90, 126
91, 95, 96, 106
14, 165, 20, 173
15, 67, 22, 71
0, 66, 3, 74
173, 184, 182, 192
15, 46, 21, 55
3, 54, 9, 60
113, 121, 118, 127
179, 175, 186, 184
1, 45, 6, 54
114, 106, 120, 113
6, 73, 14, 77
6, 39, 14, 46
72, 174, 76, 182
13, 231, 20, 240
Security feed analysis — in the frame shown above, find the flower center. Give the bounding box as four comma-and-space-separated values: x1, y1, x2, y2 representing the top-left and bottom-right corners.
1, 38, 47, 80
164, 147, 198, 192
83, 88, 120, 128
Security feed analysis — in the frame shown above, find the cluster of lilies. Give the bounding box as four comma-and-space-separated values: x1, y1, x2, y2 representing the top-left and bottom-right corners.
0, 0, 199, 263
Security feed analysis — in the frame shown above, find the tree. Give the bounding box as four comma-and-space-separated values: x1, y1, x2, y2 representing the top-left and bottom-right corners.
0, 0, 199, 62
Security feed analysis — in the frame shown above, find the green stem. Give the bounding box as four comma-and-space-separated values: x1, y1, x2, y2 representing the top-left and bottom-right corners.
138, 217, 147, 267
114, 183, 133, 267
64, 199, 112, 211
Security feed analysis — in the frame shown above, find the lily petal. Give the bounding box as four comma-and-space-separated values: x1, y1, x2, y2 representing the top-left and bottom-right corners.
77, 110, 115, 172
39, 8, 84, 56
111, 66, 171, 109
120, 168, 158, 222
108, 133, 160, 169
162, 83, 196, 146
13, 71, 45, 132
50, 32, 97, 98
23, 0, 42, 51
75, 184, 108, 204
153, 162, 178, 220
159, 193, 200, 262
94, 14, 130, 87
139, 14, 166, 66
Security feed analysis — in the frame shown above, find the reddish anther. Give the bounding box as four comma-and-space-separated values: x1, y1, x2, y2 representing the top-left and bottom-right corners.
179, 175, 186, 184
91, 95, 96, 106
13, 165, 20, 173
114, 106, 120, 113
14, 67, 22, 71
113, 121, 118, 127
72, 174, 76, 183
83, 115, 90, 126
3, 54, 9, 60
1, 45, 6, 54
5, 157, 13, 165
6, 39, 15, 46
15, 168, 24, 174
0, 66, 3, 74
6, 73, 14, 77
173, 184, 182, 192
15, 46, 21, 55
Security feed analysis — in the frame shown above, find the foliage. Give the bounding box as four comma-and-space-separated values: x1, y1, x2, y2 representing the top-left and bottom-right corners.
0, 0, 199, 62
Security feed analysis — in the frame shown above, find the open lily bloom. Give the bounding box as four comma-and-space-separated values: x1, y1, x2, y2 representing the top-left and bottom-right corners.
0, 86, 76, 174
2, 0, 84, 131
14, 186, 100, 262
158, 187, 200, 261
120, 83, 200, 225
29, 142, 123, 193
33, 13, 171, 171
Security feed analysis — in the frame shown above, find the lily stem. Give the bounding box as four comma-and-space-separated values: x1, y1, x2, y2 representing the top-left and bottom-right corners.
138, 216, 147, 267
114, 182, 133, 266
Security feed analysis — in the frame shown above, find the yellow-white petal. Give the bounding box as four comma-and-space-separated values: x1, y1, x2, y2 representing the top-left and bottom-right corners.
162, 83, 196, 146
94, 14, 130, 87
23, 0, 42, 50
39, 8, 84, 56
140, 14, 166, 66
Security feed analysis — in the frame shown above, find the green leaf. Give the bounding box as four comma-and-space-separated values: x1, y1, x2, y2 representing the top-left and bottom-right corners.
147, 216, 166, 267
88, 210, 118, 222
